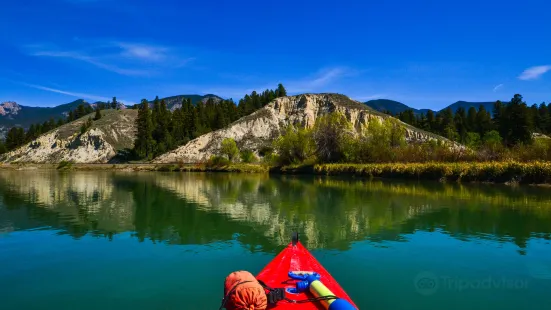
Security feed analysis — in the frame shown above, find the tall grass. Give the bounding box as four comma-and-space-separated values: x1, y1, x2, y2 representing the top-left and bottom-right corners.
313, 161, 551, 184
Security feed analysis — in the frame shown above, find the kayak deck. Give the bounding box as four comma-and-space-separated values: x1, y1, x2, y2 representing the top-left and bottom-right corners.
256, 241, 357, 309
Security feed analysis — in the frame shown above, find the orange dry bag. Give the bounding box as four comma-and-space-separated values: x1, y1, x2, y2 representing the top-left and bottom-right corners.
221, 271, 267, 310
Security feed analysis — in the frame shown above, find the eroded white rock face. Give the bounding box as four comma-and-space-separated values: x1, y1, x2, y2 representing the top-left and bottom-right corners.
1, 128, 116, 163
1, 110, 138, 164
154, 94, 440, 163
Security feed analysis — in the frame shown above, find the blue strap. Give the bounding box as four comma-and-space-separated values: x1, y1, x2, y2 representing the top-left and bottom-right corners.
286, 272, 321, 293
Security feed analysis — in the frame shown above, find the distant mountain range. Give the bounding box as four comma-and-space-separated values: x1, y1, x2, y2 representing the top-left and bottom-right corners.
0, 99, 89, 129
364, 99, 499, 115
0, 94, 224, 133
147, 94, 223, 111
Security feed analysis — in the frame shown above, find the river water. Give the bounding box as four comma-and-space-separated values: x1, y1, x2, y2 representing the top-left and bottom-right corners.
0, 171, 550, 309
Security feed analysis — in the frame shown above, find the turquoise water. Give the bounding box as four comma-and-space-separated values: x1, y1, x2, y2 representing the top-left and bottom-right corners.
1, 171, 551, 309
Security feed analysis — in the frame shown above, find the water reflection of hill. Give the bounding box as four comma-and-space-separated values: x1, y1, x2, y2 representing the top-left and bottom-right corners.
0, 171, 550, 253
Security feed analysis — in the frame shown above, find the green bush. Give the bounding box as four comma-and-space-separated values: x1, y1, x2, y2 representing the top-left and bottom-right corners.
220, 138, 239, 161
207, 155, 231, 167
240, 150, 258, 163
311, 112, 355, 162
273, 125, 315, 165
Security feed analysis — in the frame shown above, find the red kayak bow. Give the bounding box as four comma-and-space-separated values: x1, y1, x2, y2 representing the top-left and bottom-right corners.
256, 234, 358, 309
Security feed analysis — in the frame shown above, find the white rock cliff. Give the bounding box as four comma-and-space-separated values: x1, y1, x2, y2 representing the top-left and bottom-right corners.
154, 94, 440, 163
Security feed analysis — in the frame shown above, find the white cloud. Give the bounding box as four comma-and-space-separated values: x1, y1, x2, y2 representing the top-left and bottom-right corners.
31, 50, 150, 76
493, 83, 504, 92
23, 83, 136, 105
286, 67, 353, 93
116, 42, 169, 62
518, 65, 551, 80
25, 40, 194, 76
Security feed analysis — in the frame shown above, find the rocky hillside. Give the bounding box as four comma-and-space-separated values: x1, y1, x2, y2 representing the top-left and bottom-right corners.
1, 109, 137, 164
155, 94, 445, 163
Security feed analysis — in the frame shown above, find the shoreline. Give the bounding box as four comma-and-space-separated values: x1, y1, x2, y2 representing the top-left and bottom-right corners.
2, 161, 551, 185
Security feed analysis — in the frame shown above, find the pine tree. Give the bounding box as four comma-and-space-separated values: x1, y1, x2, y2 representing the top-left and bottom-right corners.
540, 103, 551, 134
134, 99, 156, 159
502, 94, 533, 146
530, 104, 540, 132
48, 117, 56, 129
36, 124, 43, 136
476, 105, 492, 137
439, 108, 455, 135
94, 107, 102, 120
6, 127, 25, 150
467, 107, 477, 132
454, 107, 467, 143
68, 110, 75, 122
418, 113, 429, 131
398, 109, 416, 126
182, 98, 194, 138
153, 99, 173, 154
112, 97, 118, 109
77, 104, 86, 119
426, 110, 435, 132
493, 100, 504, 137
25, 124, 36, 142
171, 105, 186, 145
276, 83, 287, 97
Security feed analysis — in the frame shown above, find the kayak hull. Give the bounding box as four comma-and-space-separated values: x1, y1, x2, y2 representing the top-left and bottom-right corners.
256, 241, 357, 309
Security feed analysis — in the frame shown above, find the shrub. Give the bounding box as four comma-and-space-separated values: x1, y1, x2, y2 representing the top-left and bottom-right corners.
258, 146, 274, 157
240, 150, 258, 163
351, 118, 407, 163
207, 155, 231, 167
261, 150, 279, 165
80, 117, 93, 135
273, 125, 315, 165
220, 138, 239, 161
311, 112, 355, 162
465, 132, 481, 149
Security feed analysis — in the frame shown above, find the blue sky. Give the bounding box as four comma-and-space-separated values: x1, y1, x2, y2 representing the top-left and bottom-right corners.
1, 0, 549, 109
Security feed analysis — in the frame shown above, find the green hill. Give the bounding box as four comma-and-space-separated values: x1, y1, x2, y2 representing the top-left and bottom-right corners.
365, 99, 503, 115
364, 99, 429, 115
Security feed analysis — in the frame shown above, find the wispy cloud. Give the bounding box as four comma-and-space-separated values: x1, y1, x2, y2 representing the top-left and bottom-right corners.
352, 94, 387, 101
25, 40, 194, 76
116, 42, 168, 62
22, 83, 136, 105
287, 67, 354, 93
518, 65, 551, 80
31, 50, 150, 76
493, 83, 504, 92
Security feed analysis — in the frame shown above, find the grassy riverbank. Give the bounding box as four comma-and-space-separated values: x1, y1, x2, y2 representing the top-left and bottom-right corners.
0, 162, 269, 173
295, 161, 551, 185
2, 161, 551, 184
